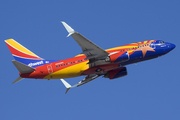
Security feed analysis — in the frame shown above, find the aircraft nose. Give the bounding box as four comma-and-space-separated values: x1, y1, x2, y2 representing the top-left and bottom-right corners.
170, 43, 176, 50
167, 43, 176, 51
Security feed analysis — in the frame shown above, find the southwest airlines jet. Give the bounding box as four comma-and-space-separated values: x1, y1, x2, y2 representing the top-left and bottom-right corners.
5, 22, 176, 93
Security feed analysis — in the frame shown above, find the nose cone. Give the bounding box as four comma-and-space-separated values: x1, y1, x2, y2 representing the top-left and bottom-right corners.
170, 43, 176, 50
154, 41, 175, 56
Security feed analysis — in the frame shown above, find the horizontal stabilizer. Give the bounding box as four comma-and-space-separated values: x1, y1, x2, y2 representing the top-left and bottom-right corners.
12, 60, 35, 74
12, 76, 24, 84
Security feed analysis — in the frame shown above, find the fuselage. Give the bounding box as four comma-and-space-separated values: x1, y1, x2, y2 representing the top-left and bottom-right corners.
20, 40, 175, 79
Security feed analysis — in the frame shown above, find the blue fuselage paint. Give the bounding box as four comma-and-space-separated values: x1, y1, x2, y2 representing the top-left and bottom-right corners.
121, 40, 176, 66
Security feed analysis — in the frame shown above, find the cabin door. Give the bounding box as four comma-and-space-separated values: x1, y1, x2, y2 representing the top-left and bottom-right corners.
47, 64, 53, 74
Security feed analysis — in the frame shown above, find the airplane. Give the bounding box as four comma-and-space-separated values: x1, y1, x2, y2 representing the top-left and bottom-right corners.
5, 22, 176, 93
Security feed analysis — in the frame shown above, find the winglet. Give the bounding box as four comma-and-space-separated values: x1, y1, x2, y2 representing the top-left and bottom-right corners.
61, 21, 75, 37
60, 79, 72, 94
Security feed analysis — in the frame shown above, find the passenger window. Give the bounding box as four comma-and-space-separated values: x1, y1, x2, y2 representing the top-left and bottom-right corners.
66, 63, 68, 65
59, 65, 60, 67
61, 64, 63, 66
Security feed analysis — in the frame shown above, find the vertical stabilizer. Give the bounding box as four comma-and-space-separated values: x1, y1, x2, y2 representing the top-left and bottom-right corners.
5, 39, 44, 67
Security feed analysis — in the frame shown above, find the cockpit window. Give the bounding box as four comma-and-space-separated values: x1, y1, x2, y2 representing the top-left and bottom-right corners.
159, 41, 165, 43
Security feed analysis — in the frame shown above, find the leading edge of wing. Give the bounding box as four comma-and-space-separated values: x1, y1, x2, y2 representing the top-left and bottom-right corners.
61, 21, 109, 61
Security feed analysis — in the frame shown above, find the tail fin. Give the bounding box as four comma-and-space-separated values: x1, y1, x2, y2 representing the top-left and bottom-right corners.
5, 39, 44, 68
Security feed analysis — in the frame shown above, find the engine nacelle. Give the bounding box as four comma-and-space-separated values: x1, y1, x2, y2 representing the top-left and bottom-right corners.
109, 52, 129, 63
104, 67, 127, 79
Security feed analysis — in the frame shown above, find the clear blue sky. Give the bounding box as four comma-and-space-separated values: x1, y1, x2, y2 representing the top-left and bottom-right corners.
1, 0, 179, 120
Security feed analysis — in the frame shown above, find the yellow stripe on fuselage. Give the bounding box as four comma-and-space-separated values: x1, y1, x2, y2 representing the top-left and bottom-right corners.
43, 61, 89, 79
5, 39, 38, 57
75, 54, 84, 57
106, 45, 138, 51
143, 41, 148, 44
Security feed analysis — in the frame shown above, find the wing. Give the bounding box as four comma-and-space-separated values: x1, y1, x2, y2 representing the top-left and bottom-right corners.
61, 22, 109, 63
60, 74, 101, 94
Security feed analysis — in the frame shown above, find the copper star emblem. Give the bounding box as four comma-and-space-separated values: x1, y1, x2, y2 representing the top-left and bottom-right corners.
134, 41, 156, 57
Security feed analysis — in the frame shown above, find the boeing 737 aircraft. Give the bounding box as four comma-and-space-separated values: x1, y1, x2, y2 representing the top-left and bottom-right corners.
5, 22, 176, 93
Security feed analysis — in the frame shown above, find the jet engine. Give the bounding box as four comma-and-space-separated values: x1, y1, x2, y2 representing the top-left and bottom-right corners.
104, 67, 127, 79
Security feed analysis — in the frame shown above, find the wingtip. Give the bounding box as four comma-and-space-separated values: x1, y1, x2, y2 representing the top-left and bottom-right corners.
65, 88, 71, 94
60, 79, 71, 88
61, 21, 65, 24
60, 79, 72, 94
61, 21, 75, 37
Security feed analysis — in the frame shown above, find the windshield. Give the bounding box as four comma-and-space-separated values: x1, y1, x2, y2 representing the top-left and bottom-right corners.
159, 41, 165, 43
